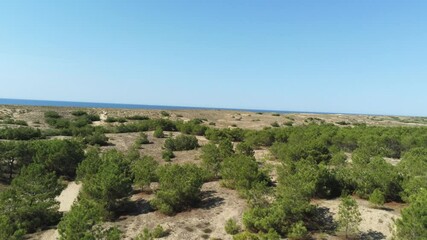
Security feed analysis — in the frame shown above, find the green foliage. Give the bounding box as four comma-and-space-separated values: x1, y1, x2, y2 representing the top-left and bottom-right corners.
71, 110, 88, 116
270, 121, 280, 127
76, 147, 102, 181
134, 225, 168, 240
398, 148, 427, 202
218, 139, 235, 159
160, 111, 170, 117
337, 196, 361, 239
0, 141, 33, 181
32, 139, 85, 178
0, 163, 63, 238
0, 127, 42, 140
81, 149, 133, 215
105, 117, 127, 123
58, 198, 106, 240
126, 115, 150, 121
136, 133, 150, 144
176, 119, 208, 135
132, 156, 159, 190
287, 221, 308, 240
395, 189, 427, 240
45, 111, 61, 119
236, 142, 255, 157
151, 164, 204, 215
221, 155, 268, 196
84, 129, 109, 146
201, 143, 222, 178
152, 225, 168, 238
369, 189, 385, 208
164, 134, 199, 151
225, 218, 241, 235
162, 149, 175, 162
2, 118, 28, 126
232, 230, 280, 240
350, 156, 401, 201
153, 127, 165, 138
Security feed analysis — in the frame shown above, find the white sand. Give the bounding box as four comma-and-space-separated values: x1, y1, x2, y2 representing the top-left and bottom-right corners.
56, 181, 82, 212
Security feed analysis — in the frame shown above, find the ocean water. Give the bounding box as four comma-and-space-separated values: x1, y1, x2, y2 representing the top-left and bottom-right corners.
0, 98, 330, 115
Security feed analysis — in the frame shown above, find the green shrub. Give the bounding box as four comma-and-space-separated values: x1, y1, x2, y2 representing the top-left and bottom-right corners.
44, 111, 61, 119
153, 127, 165, 138
136, 133, 150, 144
395, 189, 427, 240
236, 142, 255, 157
271, 122, 280, 127
287, 221, 308, 239
160, 111, 170, 117
151, 164, 204, 215
132, 156, 159, 190
162, 149, 175, 162
71, 110, 87, 116
369, 189, 385, 208
0, 127, 42, 140
221, 155, 268, 194
164, 134, 198, 151
126, 115, 150, 121
225, 218, 241, 235
152, 225, 168, 238
272, 113, 280, 116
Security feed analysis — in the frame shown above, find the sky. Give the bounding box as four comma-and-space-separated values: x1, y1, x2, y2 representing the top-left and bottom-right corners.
0, 0, 426, 116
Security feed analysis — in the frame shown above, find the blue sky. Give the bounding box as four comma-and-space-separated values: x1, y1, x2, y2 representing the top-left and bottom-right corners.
0, 0, 426, 116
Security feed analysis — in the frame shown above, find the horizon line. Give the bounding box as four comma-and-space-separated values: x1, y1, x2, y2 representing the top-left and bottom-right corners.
0, 97, 422, 118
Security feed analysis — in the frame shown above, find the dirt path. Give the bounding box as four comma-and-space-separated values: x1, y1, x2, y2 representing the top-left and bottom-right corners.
57, 181, 82, 212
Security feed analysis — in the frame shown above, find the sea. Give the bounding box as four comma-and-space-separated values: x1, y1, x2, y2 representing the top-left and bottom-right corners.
0, 98, 334, 115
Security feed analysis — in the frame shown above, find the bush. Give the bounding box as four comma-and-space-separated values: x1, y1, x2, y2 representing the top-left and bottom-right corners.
81, 150, 133, 214
84, 130, 109, 146
151, 164, 204, 215
287, 221, 308, 239
221, 155, 268, 195
394, 189, 427, 240
271, 121, 280, 127
201, 143, 222, 178
152, 225, 168, 238
71, 110, 87, 116
236, 142, 255, 157
225, 218, 241, 235
126, 115, 150, 121
44, 111, 61, 119
164, 135, 198, 151
369, 189, 385, 208
106, 117, 127, 123
132, 156, 159, 190
0, 127, 42, 140
160, 111, 170, 117
162, 149, 175, 162
0, 163, 63, 237
153, 127, 165, 138
136, 133, 150, 144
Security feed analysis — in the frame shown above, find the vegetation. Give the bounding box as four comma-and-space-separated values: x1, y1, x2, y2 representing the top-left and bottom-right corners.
151, 164, 204, 215
164, 134, 199, 151
338, 196, 362, 239
225, 218, 241, 235
3, 108, 427, 239
132, 156, 158, 190
394, 189, 427, 240
153, 127, 165, 138
0, 163, 63, 238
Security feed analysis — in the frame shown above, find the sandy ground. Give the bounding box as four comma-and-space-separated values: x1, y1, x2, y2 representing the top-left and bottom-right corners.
56, 182, 82, 212
116, 181, 246, 240
314, 198, 402, 239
